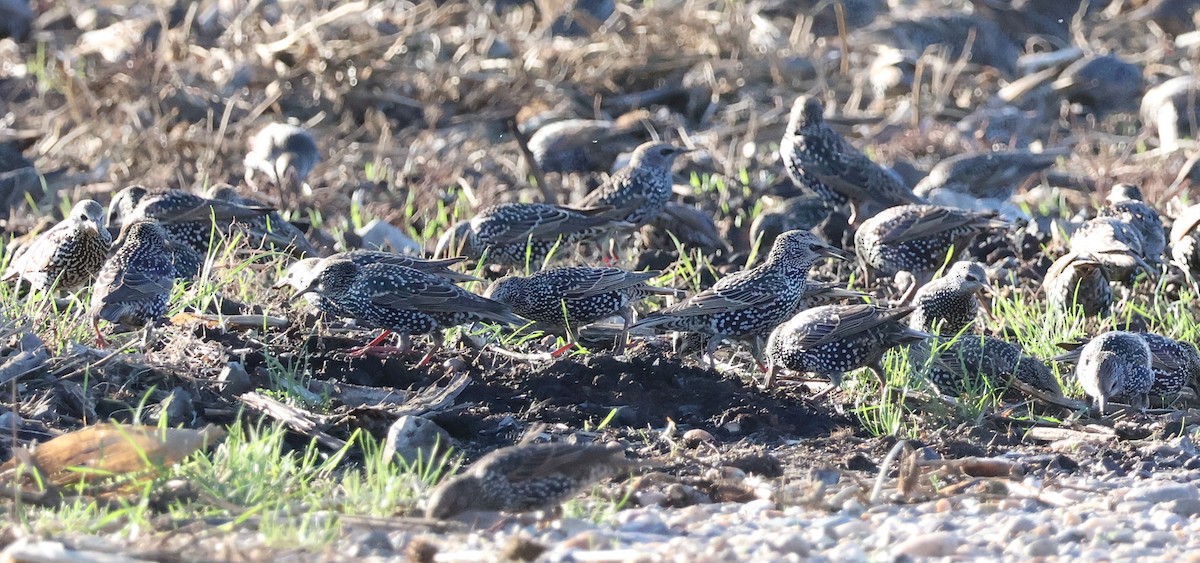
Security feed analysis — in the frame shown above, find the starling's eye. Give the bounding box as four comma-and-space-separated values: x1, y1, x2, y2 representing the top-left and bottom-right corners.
659, 147, 674, 156
80, 214, 88, 221
808, 243, 820, 251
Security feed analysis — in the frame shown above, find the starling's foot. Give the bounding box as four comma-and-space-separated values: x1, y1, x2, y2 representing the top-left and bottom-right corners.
414, 350, 438, 368
550, 342, 575, 358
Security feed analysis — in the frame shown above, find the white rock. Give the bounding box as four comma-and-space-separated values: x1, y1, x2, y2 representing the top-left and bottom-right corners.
381, 415, 450, 465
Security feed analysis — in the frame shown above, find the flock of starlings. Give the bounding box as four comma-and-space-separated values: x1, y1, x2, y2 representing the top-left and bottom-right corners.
6, 93, 1200, 518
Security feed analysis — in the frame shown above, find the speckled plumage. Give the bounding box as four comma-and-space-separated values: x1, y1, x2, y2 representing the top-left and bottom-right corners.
764, 304, 928, 387
4, 200, 111, 292
1068, 217, 1150, 282
1071, 331, 1155, 413
854, 205, 1006, 276
908, 261, 988, 335
1054, 333, 1199, 399
578, 141, 688, 225
1099, 184, 1165, 266
107, 185, 273, 279
487, 266, 681, 332
1043, 252, 1112, 317
749, 195, 835, 250
913, 150, 1059, 204
630, 230, 850, 356
277, 251, 478, 316
206, 184, 320, 258
293, 259, 527, 352
1051, 54, 1144, 116
436, 202, 630, 267
426, 441, 635, 519
90, 221, 176, 343
244, 123, 320, 193
911, 335, 1061, 396
780, 96, 922, 223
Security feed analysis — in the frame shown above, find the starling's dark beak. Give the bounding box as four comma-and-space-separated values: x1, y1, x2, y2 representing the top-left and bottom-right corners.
288, 282, 316, 304
819, 244, 853, 262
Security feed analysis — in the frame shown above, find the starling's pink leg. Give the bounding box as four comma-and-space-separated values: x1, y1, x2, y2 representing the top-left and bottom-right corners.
550, 342, 575, 357
92, 317, 108, 349
348, 330, 393, 358
414, 333, 444, 368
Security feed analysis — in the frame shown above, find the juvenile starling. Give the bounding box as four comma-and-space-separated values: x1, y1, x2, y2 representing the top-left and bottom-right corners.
3, 200, 112, 292
1170, 202, 1200, 277
577, 141, 689, 226
911, 334, 1061, 397
630, 230, 851, 362
764, 304, 928, 388
107, 185, 273, 279
1054, 333, 1199, 399
1070, 331, 1155, 413
89, 221, 177, 348
291, 259, 527, 364
1068, 217, 1152, 282
525, 114, 649, 174
1140, 76, 1200, 151
487, 266, 682, 350
749, 195, 835, 251
1099, 184, 1165, 266
436, 203, 631, 268
244, 123, 320, 194
780, 96, 923, 223
206, 184, 320, 258
854, 204, 1007, 278
425, 441, 636, 519
1043, 251, 1112, 316
1051, 54, 1144, 116
912, 150, 1060, 214
908, 261, 989, 335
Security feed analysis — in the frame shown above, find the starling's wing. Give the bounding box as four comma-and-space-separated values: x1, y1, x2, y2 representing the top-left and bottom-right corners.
786, 305, 907, 349
496, 443, 627, 481
363, 266, 505, 315
478, 205, 616, 244
883, 207, 1002, 243
94, 262, 174, 308
139, 192, 273, 225
563, 268, 657, 299
1146, 337, 1195, 376
2, 224, 63, 279
809, 146, 922, 207
655, 271, 779, 317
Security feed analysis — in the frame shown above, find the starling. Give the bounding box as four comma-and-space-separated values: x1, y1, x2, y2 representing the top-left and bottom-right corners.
1051, 54, 1144, 116
854, 204, 1007, 278
1068, 217, 1152, 282
205, 184, 320, 258
780, 95, 923, 224
630, 230, 851, 361
1043, 251, 1112, 317
487, 266, 682, 350
276, 251, 480, 316
764, 304, 928, 388
291, 259, 527, 364
525, 114, 649, 174
1170, 202, 1200, 277
1070, 331, 1155, 413
3, 200, 112, 292
425, 441, 636, 519
911, 334, 1061, 397
1099, 184, 1165, 267
912, 150, 1060, 214
908, 261, 989, 335
1141, 76, 1200, 151
107, 185, 273, 279
1055, 333, 1199, 400
244, 123, 320, 194
436, 202, 631, 268
89, 221, 177, 348
749, 195, 835, 251
577, 141, 689, 226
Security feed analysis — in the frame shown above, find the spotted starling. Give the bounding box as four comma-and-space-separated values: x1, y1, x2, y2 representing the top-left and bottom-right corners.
578, 141, 688, 226
425, 441, 636, 519
244, 123, 320, 194
1170, 202, 1200, 277
205, 184, 320, 258
436, 202, 631, 268
107, 185, 273, 279
780, 95, 923, 224
908, 261, 989, 335
1054, 333, 1199, 400
913, 150, 1060, 212
854, 204, 1006, 278
1051, 54, 1144, 116
1069, 331, 1155, 413
276, 251, 479, 316
1043, 251, 1112, 317
764, 304, 928, 388
487, 266, 682, 350
90, 220, 177, 347
526, 115, 648, 174
749, 195, 835, 251
631, 230, 851, 363
3, 200, 112, 292
1068, 217, 1151, 283
1099, 184, 1165, 267
911, 334, 1061, 396
291, 259, 527, 364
